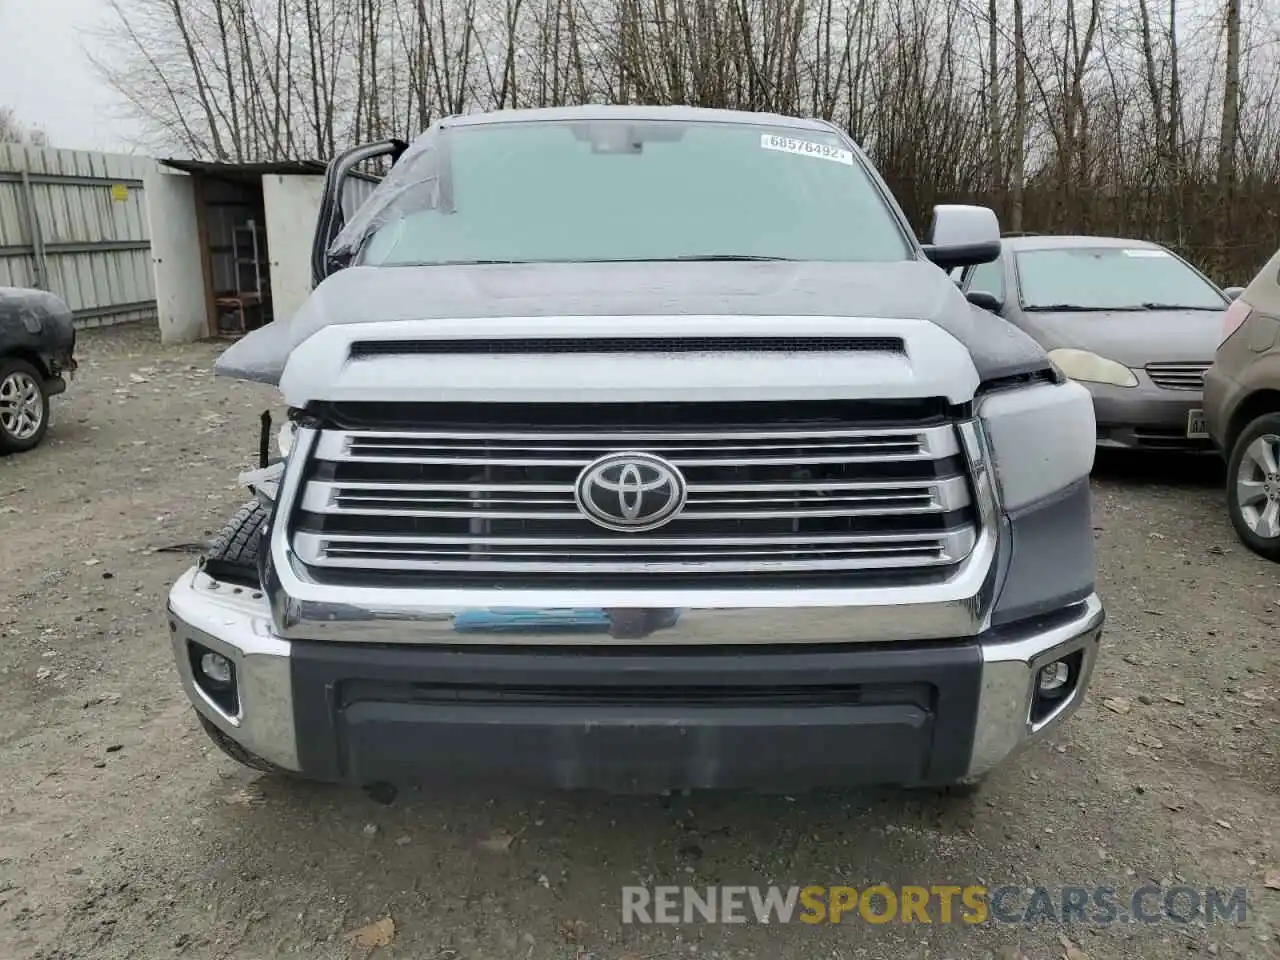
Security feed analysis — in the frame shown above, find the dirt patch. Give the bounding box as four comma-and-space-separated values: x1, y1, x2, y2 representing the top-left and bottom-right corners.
0, 323, 1276, 960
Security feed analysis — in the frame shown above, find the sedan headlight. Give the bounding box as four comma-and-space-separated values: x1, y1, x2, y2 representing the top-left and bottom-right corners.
1047, 348, 1138, 387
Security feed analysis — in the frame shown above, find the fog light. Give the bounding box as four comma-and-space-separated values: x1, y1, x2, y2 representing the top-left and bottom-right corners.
188, 641, 240, 716
200, 651, 233, 687
1037, 660, 1071, 696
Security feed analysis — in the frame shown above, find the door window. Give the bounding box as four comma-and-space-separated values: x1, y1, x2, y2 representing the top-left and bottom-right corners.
965, 256, 1005, 300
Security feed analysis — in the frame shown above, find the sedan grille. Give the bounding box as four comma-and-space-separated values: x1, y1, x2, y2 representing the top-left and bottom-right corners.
288, 407, 980, 587
1145, 361, 1210, 391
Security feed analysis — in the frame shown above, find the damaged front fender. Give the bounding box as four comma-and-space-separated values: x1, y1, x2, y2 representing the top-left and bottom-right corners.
214, 318, 297, 387
239, 461, 284, 506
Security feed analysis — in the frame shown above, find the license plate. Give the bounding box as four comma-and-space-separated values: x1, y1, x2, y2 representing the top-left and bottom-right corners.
1187, 409, 1210, 439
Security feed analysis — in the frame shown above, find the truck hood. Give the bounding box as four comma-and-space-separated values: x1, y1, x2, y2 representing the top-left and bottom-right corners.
216, 260, 1049, 406
1018, 308, 1226, 366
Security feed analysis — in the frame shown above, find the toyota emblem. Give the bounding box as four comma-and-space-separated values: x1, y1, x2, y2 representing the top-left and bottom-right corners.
574, 452, 687, 532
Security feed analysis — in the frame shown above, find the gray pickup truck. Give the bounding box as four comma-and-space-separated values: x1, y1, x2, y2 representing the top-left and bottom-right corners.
167, 105, 1105, 794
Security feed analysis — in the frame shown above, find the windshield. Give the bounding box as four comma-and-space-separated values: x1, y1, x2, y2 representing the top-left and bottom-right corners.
1015, 247, 1227, 311
347, 120, 914, 266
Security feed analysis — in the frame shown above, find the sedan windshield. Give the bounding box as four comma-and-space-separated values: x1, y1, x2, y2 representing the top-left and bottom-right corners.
1015, 247, 1227, 311
348, 119, 914, 266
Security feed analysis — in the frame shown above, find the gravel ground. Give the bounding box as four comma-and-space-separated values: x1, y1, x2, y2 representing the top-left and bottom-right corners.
0, 323, 1276, 960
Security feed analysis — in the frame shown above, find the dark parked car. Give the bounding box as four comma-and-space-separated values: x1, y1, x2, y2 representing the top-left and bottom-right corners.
957, 235, 1234, 452
0, 286, 77, 453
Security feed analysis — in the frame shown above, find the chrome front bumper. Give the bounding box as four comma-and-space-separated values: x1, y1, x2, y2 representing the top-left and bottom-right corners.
167, 567, 1104, 785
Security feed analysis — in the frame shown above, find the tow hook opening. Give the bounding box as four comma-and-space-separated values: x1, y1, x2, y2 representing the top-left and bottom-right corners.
1030, 649, 1084, 726
188, 640, 240, 717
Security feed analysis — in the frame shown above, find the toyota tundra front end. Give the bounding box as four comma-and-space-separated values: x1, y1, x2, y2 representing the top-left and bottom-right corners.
165, 105, 1104, 793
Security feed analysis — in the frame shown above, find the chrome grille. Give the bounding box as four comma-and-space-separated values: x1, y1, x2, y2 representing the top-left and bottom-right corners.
290, 421, 979, 584
1145, 361, 1210, 390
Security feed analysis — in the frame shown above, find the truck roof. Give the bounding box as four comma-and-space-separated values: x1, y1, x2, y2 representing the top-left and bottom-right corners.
437, 104, 839, 135
999, 235, 1166, 252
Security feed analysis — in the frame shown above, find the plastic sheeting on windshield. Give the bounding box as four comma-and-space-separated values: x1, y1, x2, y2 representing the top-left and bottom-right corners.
330, 131, 445, 262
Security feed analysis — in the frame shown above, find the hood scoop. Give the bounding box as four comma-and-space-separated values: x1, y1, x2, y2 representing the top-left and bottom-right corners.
277, 314, 982, 406
348, 335, 907, 359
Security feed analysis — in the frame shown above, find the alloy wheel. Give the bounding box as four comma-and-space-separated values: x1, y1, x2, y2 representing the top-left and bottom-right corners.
1235, 433, 1280, 539
0, 370, 43, 441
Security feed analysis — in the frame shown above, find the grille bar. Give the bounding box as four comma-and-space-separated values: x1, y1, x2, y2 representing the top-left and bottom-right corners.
300, 475, 971, 520
1145, 362, 1210, 390
293, 528, 974, 573
292, 420, 979, 582
314, 426, 959, 464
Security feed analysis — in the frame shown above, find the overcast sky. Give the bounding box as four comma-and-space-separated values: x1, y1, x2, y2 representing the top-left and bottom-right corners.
0, 0, 140, 153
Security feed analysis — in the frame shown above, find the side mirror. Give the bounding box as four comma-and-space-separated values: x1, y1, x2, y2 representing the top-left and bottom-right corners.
311, 138, 408, 288
922, 204, 1001, 271
965, 291, 1003, 313
1223, 286, 1246, 302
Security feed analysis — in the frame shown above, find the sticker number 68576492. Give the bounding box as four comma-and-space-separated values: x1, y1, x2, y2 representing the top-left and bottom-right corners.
760, 133, 854, 166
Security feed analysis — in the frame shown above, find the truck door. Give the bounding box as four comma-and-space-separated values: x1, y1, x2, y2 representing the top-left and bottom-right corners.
310, 139, 408, 288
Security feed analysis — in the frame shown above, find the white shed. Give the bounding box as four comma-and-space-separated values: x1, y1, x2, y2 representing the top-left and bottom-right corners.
147, 159, 375, 344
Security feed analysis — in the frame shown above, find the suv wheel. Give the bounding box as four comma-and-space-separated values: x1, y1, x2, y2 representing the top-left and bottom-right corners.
0, 358, 49, 453
1227, 412, 1280, 562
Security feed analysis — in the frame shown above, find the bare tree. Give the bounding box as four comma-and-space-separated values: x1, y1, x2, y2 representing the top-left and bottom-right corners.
1009, 0, 1026, 232
90, 0, 1280, 279
0, 107, 50, 146
1217, 0, 1241, 187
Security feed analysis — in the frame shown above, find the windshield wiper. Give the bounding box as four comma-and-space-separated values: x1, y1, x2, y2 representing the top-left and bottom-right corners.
1022, 304, 1106, 312
576, 254, 798, 263
428, 259, 533, 265
388, 255, 799, 267
1024, 302, 1224, 312
665, 254, 798, 262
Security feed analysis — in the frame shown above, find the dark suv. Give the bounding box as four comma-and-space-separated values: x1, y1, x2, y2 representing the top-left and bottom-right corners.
0, 286, 77, 453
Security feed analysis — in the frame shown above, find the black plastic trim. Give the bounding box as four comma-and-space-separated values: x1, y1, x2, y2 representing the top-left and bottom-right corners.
289, 635, 985, 789
307, 398, 956, 430
348, 336, 907, 358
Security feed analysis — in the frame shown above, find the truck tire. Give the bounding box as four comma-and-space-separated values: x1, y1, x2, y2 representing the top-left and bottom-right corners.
1226, 412, 1280, 562
206, 499, 268, 571
195, 712, 291, 775
196, 500, 289, 775
0, 357, 50, 454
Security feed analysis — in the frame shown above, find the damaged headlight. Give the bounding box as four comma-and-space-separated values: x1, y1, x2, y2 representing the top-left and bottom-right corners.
978, 379, 1096, 511
278, 420, 297, 458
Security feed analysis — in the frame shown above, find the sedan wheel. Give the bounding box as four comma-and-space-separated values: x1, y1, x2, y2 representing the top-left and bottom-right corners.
0, 359, 50, 454
1227, 412, 1280, 561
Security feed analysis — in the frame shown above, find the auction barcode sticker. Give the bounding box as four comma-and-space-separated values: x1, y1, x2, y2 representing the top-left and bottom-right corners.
760, 133, 854, 165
